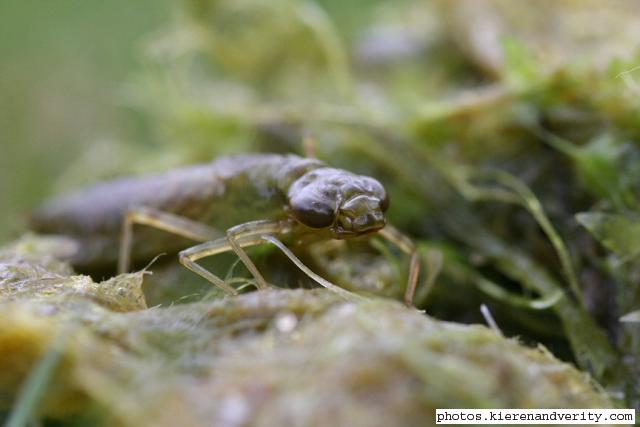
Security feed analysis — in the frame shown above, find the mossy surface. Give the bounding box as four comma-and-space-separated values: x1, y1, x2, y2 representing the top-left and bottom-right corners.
0, 238, 616, 426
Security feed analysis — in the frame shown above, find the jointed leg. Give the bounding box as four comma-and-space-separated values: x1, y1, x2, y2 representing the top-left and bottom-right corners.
261, 235, 362, 301
179, 219, 292, 295
179, 219, 360, 299
378, 224, 421, 308
179, 235, 264, 295
226, 220, 293, 290
118, 206, 220, 274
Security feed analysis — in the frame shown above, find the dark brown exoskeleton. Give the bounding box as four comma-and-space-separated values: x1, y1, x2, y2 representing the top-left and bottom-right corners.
31, 154, 420, 305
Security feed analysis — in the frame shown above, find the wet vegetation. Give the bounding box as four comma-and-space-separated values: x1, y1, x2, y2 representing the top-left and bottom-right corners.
2, 0, 640, 425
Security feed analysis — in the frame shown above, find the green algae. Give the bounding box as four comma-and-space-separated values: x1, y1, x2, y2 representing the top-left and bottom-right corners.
0, 239, 617, 426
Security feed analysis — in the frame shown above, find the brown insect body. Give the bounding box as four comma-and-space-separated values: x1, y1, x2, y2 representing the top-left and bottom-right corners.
31, 154, 381, 266
30, 154, 419, 305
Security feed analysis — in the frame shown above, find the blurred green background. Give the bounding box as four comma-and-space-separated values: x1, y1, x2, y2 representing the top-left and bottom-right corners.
0, 0, 171, 239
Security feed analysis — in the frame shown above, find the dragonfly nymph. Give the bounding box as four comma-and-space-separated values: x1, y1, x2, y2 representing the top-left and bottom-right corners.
31, 154, 420, 306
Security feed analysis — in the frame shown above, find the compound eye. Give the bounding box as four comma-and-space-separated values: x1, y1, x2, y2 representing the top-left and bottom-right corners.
290, 194, 336, 228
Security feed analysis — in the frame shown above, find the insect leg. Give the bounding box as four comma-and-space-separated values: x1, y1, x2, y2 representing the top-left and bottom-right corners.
119, 206, 219, 274
377, 224, 421, 308
261, 234, 362, 301
179, 235, 262, 295
179, 220, 292, 294
226, 220, 293, 290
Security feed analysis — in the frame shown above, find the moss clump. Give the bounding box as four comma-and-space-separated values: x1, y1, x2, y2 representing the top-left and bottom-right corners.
0, 236, 616, 426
